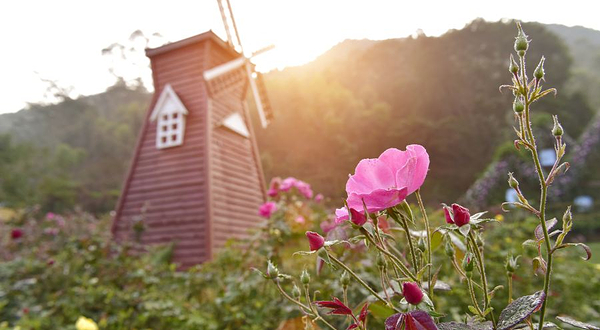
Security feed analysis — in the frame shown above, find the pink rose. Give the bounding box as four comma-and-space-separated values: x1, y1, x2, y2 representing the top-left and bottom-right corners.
306, 231, 325, 251
295, 181, 313, 199
258, 201, 278, 218
345, 145, 429, 214
267, 188, 278, 197
279, 177, 297, 192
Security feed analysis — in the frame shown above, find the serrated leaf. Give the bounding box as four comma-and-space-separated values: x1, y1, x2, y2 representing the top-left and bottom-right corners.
497, 291, 546, 330
514, 322, 561, 330
405, 310, 439, 330
349, 235, 366, 244
523, 239, 538, 248
535, 218, 558, 241
470, 211, 487, 221
386, 313, 405, 330
422, 280, 451, 292
439, 322, 476, 330
470, 218, 498, 226
317, 249, 334, 269
556, 316, 599, 330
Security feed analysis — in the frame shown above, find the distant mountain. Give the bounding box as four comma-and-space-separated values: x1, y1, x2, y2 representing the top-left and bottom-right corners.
1, 19, 599, 213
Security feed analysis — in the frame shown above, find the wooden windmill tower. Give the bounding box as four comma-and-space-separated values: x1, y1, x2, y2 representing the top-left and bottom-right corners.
112, 0, 273, 268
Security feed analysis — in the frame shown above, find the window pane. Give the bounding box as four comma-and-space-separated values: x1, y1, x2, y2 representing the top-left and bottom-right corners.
173, 113, 178, 119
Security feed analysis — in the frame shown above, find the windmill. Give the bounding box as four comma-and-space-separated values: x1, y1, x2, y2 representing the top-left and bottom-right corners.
204, 0, 274, 128
111, 0, 275, 268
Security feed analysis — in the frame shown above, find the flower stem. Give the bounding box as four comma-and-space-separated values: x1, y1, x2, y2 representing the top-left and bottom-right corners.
468, 230, 495, 326
519, 55, 553, 330
507, 273, 513, 304
467, 276, 484, 316
398, 214, 419, 276
360, 228, 418, 281
415, 190, 433, 298
329, 254, 400, 312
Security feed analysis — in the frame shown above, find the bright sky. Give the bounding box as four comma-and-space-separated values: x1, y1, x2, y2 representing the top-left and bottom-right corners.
1, 0, 598, 114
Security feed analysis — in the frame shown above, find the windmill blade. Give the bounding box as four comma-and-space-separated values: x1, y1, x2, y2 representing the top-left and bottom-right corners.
203, 57, 246, 96
245, 63, 272, 128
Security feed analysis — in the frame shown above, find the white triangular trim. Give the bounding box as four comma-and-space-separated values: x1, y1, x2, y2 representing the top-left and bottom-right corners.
150, 84, 188, 121
221, 112, 249, 138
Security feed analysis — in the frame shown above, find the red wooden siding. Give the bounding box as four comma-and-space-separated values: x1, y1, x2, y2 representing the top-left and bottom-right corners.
112, 31, 266, 268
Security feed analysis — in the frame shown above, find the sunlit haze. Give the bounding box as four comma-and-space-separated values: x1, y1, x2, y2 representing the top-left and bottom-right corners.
1, 0, 598, 114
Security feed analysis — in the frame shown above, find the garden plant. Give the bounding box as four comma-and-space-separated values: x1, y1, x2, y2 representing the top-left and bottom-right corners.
258, 23, 595, 330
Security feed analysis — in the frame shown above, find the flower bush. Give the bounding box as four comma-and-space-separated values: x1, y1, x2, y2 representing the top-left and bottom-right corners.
259, 23, 597, 330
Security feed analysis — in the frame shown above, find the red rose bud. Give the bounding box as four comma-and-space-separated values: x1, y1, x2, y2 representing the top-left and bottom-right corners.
349, 208, 367, 226
11, 228, 23, 240
443, 205, 454, 224
306, 231, 325, 251
452, 203, 470, 227
402, 282, 423, 305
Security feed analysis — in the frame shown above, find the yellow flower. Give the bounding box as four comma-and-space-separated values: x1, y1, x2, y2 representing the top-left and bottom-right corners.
495, 214, 505, 222
76, 316, 99, 330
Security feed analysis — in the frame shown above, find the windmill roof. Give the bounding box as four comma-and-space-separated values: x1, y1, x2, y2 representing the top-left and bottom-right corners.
145, 30, 239, 58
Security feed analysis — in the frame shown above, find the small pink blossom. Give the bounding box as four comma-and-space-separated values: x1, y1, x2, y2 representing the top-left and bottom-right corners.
315, 193, 324, 203
279, 177, 297, 192
267, 188, 278, 197
258, 202, 278, 218
295, 215, 306, 224
306, 231, 325, 251
46, 212, 56, 220
344, 145, 430, 215
296, 181, 313, 199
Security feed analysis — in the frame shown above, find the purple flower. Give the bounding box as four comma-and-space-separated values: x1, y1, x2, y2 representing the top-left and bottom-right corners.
258, 201, 278, 218
344, 145, 429, 214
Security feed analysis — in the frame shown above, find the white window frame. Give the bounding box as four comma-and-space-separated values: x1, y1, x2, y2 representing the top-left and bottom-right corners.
150, 84, 188, 149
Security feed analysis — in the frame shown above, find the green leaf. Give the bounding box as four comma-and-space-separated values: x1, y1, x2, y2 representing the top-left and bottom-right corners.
497, 291, 546, 330
468, 305, 480, 315
470, 211, 487, 221
292, 250, 317, 256
556, 316, 599, 330
459, 224, 471, 237
535, 218, 558, 241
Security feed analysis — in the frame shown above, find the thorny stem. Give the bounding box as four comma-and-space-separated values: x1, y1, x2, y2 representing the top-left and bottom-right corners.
380, 267, 392, 305
275, 280, 311, 312
415, 190, 433, 299
468, 230, 495, 326
298, 282, 339, 330
519, 53, 553, 330
507, 273, 514, 304
398, 214, 419, 276
467, 276, 484, 317
451, 257, 483, 290
360, 228, 418, 281
329, 254, 401, 312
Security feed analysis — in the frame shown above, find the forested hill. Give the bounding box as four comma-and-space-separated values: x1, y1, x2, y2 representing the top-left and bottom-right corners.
1, 19, 599, 213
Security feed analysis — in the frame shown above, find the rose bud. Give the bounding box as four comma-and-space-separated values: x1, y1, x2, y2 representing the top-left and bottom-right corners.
402, 282, 423, 305
266, 260, 279, 279
349, 208, 367, 227
306, 231, 325, 251
442, 204, 454, 224
301, 269, 311, 285
452, 203, 470, 227
11, 228, 23, 240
